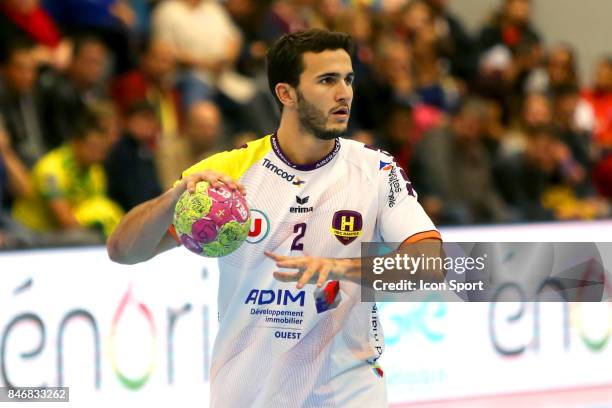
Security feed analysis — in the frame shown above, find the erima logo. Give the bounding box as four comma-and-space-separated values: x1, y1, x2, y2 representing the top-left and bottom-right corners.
245, 289, 305, 306
290, 195, 313, 213
263, 158, 305, 187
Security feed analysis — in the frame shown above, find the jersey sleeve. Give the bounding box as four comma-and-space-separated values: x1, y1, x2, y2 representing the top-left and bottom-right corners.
174, 135, 271, 186
376, 155, 441, 244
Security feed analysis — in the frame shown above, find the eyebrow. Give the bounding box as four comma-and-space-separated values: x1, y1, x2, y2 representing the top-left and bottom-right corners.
316, 72, 355, 80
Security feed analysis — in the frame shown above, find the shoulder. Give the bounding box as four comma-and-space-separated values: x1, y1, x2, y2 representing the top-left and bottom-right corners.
182, 135, 272, 180
33, 147, 71, 192
338, 138, 396, 180
35, 146, 67, 175
202, 135, 271, 166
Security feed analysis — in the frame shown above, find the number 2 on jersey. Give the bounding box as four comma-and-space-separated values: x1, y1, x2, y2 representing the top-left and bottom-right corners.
291, 223, 307, 251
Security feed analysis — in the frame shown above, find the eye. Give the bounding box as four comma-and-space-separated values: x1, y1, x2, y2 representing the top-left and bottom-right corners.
320, 77, 334, 84
345, 76, 354, 85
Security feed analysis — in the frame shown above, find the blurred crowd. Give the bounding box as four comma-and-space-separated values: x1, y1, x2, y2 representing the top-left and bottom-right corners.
0, 0, 611, 249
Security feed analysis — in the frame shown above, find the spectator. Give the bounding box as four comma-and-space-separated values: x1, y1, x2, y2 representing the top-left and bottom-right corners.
258, 0, 311, 45
225, 0, 269, 77
42, 35, 110, 142
156, 100, 225, 189
380, 104, 416, 172
402, 0, 461, 112
478, 0, 540, 55
424, 0, 478, 81
0, 118, 37, 248
411, 98, 510, 225
511, 36, 543, 99
582, 57, 612, 148
43, 0, 137, 73
0, 39, 59, 167
12, 113, 123, 238
501, 92, 552, 157
472, 44, 516, 124
353, 36, 418, 131
112, 39, 181, 139
89, 99, 121, 146
480, 98, 506, 158
105, 101, 162, 211
552, 84, 593, 171
0, 0, 72, 70
152, 0, 255, 107
495, 125, 605, 221
526, 44, 578, 94
526, 44, 594, 132
0, 118, 31, 207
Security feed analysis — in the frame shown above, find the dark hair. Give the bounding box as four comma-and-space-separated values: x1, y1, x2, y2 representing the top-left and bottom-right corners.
70, 111, 104, 141
266, 29, 355, 109
526, 124, 555, 139
0, 37, 35, 66
552, 82, 580, 101
126, 100, 157, 118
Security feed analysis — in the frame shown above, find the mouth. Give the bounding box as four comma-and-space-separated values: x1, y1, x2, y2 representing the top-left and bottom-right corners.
331, 106, 350, 119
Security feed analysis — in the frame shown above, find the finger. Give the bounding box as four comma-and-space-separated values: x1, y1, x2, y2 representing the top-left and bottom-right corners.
276, 259, 307, 269
297, 263, 319, 289
208, 175, 222, 188
186, 179, 198, 193
265, 251, 289, 262
236, 182, 247, 195
188, 173, 219, 191
273, 271, 301, 282
218, 174, 238, 190
316, 265, 332, 288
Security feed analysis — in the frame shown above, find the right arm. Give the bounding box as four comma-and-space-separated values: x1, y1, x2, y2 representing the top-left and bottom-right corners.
106, 170, 245, 265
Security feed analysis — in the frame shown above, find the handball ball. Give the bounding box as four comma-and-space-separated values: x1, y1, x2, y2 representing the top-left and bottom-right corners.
173, 181, 250, 257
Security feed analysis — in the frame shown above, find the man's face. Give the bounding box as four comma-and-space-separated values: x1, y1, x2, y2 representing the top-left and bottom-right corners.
294, 50, 354, 140
143, 42, 176, 84
505, 0, 531, 26
523, 94, 551, 127
127, 112, 159, 144
595, 61, 612, 92
3, 50, 37, 94
72, 42, 107, 87
548, 48, 573, 85
453, 112, 482, 143
74, 130, 109, 166
188, 103, 221, 151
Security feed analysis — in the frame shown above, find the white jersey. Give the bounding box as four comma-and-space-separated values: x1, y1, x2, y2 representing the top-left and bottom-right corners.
177, 134, 440, 407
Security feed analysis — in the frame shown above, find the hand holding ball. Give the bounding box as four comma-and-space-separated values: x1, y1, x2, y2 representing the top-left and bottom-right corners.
173, 181, 250, 257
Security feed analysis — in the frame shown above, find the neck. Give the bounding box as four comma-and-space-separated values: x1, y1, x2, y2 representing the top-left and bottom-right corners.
70, 143, 89, 170
276, 112, 337, 166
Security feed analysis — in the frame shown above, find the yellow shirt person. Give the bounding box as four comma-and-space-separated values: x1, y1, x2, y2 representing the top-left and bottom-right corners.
13, 116, 123, 237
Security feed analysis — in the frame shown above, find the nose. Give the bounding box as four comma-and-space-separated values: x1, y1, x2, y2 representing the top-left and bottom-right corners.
335, 80, 353, 104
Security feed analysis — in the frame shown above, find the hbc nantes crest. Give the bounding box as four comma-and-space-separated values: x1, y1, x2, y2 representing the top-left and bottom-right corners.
330, 210, 362, 245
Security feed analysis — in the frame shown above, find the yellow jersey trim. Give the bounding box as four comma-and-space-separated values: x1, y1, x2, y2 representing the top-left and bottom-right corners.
176, 135, 272, 185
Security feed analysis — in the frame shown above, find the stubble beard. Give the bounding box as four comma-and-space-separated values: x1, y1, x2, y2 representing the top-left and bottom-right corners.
296, 90, 348, 141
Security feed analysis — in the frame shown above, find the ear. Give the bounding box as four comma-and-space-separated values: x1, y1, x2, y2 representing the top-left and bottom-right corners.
275, 83, 297, 108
